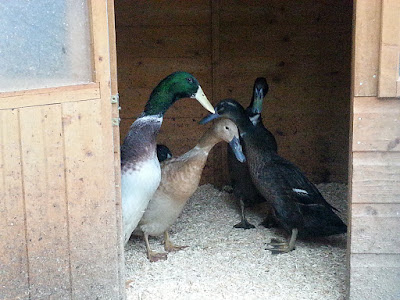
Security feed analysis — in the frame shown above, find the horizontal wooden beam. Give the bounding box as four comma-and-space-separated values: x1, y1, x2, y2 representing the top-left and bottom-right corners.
0, 83, 100, 110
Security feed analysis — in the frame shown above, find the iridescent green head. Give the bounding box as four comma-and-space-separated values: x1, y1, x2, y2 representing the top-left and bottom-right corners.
143, 71, 214, 116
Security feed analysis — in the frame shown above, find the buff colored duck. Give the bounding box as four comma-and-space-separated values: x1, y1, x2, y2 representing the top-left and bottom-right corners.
136, 119, 245, 261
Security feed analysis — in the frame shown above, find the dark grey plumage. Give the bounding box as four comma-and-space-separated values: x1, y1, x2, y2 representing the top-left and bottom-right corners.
156, 144, 172, 162
200, 99, 347, 254
227, 77, 277, 229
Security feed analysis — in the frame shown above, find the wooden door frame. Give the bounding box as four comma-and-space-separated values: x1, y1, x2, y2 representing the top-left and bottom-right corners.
349, 0, 400, 299
107, 0, 125, 298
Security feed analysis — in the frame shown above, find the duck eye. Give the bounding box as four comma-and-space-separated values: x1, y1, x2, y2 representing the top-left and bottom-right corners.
187, 77, 193, 83
225, 126, 229, 130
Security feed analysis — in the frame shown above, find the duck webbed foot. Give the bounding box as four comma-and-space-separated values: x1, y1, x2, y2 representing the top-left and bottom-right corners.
234, 198, 256, 229
148, 250, 168, 262
164, 231, 188, 252
234, 219, 256, 229
265, 228, 298, 255
144, 233, 168, 262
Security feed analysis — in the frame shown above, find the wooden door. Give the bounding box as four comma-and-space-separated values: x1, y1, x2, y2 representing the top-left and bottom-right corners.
0, 1, 124, 299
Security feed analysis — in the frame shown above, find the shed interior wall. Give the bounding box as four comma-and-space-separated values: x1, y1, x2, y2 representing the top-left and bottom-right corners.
115, 0, 352, 187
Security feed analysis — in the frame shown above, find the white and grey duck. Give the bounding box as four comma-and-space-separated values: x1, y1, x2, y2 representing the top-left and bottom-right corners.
121, 71, 214, 245
227, 77, 278, 229
135, 119, 245, 262
200, 99, 347, 254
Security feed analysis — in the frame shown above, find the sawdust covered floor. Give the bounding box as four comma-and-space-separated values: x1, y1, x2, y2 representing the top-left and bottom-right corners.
125, 183, 348, 300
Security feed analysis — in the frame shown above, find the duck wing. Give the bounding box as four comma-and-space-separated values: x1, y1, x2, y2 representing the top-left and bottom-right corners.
249, 151, 346, 237
270, 155, 347, 237
272, 156, 333, 209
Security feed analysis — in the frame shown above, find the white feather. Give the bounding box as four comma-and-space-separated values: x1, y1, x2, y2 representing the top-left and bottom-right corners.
293, 188, 308, 195
122, 155, 161, 244
249, 114, 260, 126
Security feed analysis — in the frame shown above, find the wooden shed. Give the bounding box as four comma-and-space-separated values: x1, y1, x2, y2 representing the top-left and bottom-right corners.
0, 0, 399, 299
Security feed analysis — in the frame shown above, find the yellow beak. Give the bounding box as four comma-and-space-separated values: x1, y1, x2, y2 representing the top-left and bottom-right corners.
193, 86, 215, 114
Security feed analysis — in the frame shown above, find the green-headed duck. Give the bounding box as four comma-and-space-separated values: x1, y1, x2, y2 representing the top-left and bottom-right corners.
121, 71, 214, 245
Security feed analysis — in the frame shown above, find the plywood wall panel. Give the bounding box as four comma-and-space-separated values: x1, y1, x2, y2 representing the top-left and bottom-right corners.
220, 25, 351, 60
352, 97, 400, 152
117, 57, 212, 88
117, 26, 211, 58
115, 0, 352, 185
352, 152, 400, 203
220, 0, 353, 26
349, 253, 400, 300
0, 109, 29, 300
115, 0, 210, 27
353, 112, 400, 151
19, 105, 70, 299
218, 55, 351, 92
351, 203, 400, 254
62, 99, 120, 299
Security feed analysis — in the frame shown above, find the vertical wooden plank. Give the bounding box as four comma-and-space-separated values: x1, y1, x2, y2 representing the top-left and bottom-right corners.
19, 105, 71, 299
89, 1, 123, 298
62, 99, 120, 299
107, 0, 125, 298
210, 0, 226, 187
378, 0, 400, 97
353, 0, 382, 96
398, 80, 400, 97
0, 109, 29, 300
211, 0, 220, 104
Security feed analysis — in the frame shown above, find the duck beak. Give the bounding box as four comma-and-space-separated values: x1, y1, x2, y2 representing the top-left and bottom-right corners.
198, 112, 220, 124
229, 136, 246, 163
192, 86, 215, 113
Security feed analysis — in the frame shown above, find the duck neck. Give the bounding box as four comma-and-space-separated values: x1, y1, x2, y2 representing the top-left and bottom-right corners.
235, 115, 255, 138
120, 116, 162, 166
246, 111, 262, 127
143, 87, 179, 116
196, 128, 221, 155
